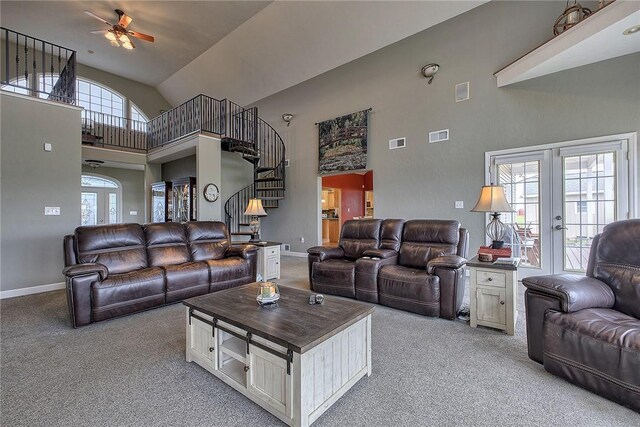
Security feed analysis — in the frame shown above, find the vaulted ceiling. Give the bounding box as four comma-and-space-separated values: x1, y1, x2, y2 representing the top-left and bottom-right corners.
1, 1, 487, 105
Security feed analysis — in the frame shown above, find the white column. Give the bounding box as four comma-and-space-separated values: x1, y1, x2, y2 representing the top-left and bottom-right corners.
196, 135, 222, 220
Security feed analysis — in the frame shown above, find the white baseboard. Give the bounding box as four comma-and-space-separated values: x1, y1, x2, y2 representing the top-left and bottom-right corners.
0, 282, 65, 299
282, 251, 307, 258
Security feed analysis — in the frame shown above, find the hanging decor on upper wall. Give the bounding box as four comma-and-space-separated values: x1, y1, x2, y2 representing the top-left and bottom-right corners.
553, 1, 592, 36
316, 108, 370, 175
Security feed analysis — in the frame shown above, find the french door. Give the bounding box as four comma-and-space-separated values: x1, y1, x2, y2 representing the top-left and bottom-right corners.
81, 188, 119, 225
489, 135, 635, 278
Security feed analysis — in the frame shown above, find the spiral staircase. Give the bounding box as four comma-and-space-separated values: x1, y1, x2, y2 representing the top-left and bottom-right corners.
221, 101, 286, 239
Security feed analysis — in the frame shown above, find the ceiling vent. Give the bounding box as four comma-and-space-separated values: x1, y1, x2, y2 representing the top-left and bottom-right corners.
389, 137, 406, 150
429, 129, 449, 143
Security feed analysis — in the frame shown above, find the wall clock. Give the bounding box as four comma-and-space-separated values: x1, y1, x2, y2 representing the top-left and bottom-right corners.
203, 183, 220, 202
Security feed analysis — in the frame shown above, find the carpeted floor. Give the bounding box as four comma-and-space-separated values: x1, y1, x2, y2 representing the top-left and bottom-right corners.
1, 256, 638, 426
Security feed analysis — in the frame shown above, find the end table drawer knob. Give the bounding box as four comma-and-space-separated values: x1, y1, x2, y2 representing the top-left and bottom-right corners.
487, 277, 493, 281
244, 365, 250, 372
209, 347, 214, 352
500, 301, 505, 305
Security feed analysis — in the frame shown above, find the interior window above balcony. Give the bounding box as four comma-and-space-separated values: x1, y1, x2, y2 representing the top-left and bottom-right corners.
130, 103, 148, 122
76, 78, 124, 117
1, 77, 29, 95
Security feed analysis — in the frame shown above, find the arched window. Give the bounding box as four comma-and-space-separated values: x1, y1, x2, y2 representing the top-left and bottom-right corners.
1, 77, 29, 95
81, 173, 122, 225
130, 103, 149, 122
76, 78, 124, 117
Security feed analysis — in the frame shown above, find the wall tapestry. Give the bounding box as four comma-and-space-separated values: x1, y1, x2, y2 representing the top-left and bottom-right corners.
318, 109, 369, 174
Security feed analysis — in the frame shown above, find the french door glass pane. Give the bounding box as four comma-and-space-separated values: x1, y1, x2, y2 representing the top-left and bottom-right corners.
81, 192, 97, 225
108, 193, 118, 224
562, 152, 616, 272
497, 161, 541, 268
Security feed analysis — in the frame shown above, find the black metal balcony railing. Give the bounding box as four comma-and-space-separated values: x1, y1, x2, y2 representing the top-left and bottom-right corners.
1, 27, 76, 104
82, 110, 148, 152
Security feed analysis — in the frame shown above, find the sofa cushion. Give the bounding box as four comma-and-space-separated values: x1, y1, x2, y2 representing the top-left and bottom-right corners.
543, 308, 640, 411
339, 219, 382, 260
185, 221, 230, 262
164, 262, 210, 303
144, 222, 190, 267
378, 265, 440, 316
91, 267, 165, 321
206, 257, 252, 292
379, 219, 405, 251
76, 223, 147, 274
312, 259, 356, 298
397, 220, 459, 269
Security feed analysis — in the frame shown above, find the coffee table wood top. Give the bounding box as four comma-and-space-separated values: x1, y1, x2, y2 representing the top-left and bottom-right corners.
183, 283, 374, 354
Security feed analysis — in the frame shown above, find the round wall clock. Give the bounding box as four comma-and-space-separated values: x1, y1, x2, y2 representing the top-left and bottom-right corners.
203, 183, 220, 202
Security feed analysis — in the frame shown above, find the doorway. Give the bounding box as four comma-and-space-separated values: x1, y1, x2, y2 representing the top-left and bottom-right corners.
320, 171, 373, 246
487, 134, 636, 278
81, 174, 122, 225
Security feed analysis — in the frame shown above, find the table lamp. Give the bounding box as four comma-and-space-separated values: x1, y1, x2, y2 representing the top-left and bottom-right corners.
244, 198, 267, 242
471, 184, 514, 249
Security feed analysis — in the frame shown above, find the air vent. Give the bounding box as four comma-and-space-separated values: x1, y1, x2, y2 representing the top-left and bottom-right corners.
389, 137, 406, 150
284, 159, 290, 167
281, 243, 291, 251
455, 82, 469, 102
429, 129, 449, 143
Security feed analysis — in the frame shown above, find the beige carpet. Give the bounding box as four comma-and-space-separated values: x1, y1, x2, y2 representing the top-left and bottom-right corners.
1, 255, 637, 426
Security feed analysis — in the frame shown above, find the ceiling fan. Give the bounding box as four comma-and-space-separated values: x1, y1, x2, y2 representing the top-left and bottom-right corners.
85, 9, 155, 50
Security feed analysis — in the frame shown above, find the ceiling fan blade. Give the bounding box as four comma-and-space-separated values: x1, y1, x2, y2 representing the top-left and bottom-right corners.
118, 12, 133, 28
84, 10, 113, 26
91, 29, 108, 34
127, 31, 154, 43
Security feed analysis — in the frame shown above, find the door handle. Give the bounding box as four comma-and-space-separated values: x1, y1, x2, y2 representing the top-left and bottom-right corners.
555, 225, 567, 230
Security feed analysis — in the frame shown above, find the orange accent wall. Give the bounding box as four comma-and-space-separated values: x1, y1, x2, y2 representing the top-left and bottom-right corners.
322, 173, 371, 225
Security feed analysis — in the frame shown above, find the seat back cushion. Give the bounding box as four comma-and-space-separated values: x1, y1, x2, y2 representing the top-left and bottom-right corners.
339, 219, 382, 260
398, 220, 460, 269
380, 219, 405, 251
144, 222, 190, 267
591, 219, 640, 318
75, 223, 147, 274
185, 221, 230, 262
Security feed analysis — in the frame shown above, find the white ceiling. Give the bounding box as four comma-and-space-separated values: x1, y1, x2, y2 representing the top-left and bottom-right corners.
1, 1, 487, 106
0, 1, 271, 86
158, 1, 487, 106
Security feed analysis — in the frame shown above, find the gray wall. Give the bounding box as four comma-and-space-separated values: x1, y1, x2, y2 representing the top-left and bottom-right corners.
162, 155, 196, 181
252, 1, 640, 252
1, 93, 81, 291
77, 64, 171, 119
81, 166, 145, 224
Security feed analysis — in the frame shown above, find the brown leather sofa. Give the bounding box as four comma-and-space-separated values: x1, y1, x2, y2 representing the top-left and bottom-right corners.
522, 219, 640, 412
63, 221, 257, 328
308, 219, 468, 319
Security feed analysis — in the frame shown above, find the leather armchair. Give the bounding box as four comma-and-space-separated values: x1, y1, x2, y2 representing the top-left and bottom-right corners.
378, 220, 467, 319
522, 219, 640, 412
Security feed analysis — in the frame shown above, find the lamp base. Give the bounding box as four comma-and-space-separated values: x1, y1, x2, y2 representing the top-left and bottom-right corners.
491, 240, 504, 249
248, 232, 261, 243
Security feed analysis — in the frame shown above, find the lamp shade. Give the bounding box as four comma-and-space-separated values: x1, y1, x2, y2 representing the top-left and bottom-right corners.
470, 185, 513, 213
244, 198, 267, 216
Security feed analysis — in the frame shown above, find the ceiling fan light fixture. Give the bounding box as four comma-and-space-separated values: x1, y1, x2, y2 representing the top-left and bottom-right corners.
122, 41, 134, 50
118, 34, 130, 43
104, 31, 116, 41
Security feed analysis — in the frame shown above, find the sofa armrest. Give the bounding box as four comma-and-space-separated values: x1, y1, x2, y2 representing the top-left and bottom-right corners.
307, 246, 345, 261
227, 244, 259, 259
362, 249, 397, 259
522, 275, 614, 313
426, 255, 466, 274
63, 263, 108, 280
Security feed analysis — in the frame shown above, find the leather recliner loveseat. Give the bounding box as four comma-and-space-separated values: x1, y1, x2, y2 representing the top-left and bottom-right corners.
63, 221, 257, 328
308, 219, 468, 319
522, 219, 640, 412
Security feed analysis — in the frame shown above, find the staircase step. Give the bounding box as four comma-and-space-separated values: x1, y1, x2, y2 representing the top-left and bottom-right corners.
256, 187, 284, 191
256, 167, 276, 173
254, 177, 283, 183
238, 223, 251, 226
231, 231, 254, 236
229, 146, 258, 156
260, 196, 285, 200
